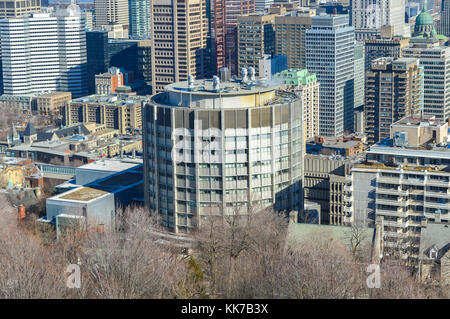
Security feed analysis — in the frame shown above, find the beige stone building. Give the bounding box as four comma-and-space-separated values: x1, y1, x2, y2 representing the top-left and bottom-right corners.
0, 0, 41, 18
275, 12, 312, 70
94, 0, 129, 29
150, 0, 208, 94
35, 92, 72, 116
64, 94, 143, 135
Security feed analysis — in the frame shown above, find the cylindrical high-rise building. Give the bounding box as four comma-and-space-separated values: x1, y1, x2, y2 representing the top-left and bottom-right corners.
143, 76, 304, 233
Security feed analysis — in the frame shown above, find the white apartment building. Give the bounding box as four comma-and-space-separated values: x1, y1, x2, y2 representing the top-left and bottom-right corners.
0, 3, 88, 98
344, 117, 450, 267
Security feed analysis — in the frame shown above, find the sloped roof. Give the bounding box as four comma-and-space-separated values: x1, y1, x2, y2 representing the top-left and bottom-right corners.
23, 122, 36, 136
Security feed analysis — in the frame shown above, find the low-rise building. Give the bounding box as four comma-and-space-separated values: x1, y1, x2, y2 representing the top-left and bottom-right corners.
95, 67, 125, 95
64, 93, 144, 134
0, 95, 35, 114
35, 92, 72, 116
303, 154, 353, 225
43, 163, 143, 239
307, 136, 365, 157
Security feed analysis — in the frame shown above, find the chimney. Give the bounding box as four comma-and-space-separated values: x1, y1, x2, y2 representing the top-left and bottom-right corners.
18, 205, 26, 220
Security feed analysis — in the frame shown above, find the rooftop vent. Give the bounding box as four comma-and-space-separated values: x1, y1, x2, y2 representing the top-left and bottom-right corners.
241, 68, 248, 83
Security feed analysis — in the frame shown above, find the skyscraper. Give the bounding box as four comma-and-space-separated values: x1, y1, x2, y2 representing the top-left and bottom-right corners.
0, 3, 88, 97
208, 0, 226, 74
403, 8, 450, 121
350, 0, 410, 38
306, 14, 355, 137
275, 11, 312, 70
150, 0, 208, 94
237, 13, 276, 76
94, 0, 129, 29
224, 0, 255, 75
354, 42, 365, 110
403, 46, 450, 121
128, 0, 151, 39
440, 0, 450, 36
365, 57, 423, 144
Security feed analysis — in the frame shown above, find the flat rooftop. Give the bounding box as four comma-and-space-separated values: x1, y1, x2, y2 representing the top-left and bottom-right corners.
164, 78, 277, 96
49, 164, 143, 203
71, 94, 147, 106
60, 187, 109, 202
393, 117, 447, 128
76, 158, 142, 172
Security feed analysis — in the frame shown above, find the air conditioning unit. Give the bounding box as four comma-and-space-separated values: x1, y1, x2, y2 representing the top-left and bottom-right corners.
393, 131, 408, 147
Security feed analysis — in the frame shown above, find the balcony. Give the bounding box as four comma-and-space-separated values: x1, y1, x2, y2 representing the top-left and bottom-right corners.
425, 178, 450, 187
377, 209, 405, 217
377, 187, 401, 195
383, 220, 407, 228
406, 220, 421, 227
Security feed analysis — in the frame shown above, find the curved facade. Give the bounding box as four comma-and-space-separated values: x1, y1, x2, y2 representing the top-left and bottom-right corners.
143, 78, 304, 232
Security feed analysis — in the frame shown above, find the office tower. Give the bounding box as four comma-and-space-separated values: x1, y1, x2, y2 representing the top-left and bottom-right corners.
94, 0, 129, 29
441, 0, 450, 36
0, 4, 88, 97
237, 13, 276, 76
354, 42, 365, 110
306, 14, 355, 137
87, 30, 109, 94
209, 0, 226, 74
255, 0, 273, 12
403, 46, 450, 121
128, 0, 151, 39
108, 39, 139, 74
142, 77, 304, 233
0, 0, 41, 18
224, 0, 255, 75
365, 57, 424, 144
350, 0, 410, 38
274, 68, 320, 139
150, 0, 208, 94
364, 25, 410, 71
275, 11, 312, 70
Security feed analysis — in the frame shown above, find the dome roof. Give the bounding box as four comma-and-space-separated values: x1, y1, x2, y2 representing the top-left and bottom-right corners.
416, 8, 434, 26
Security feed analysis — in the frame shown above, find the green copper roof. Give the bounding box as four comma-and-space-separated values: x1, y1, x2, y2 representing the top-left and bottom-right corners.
415, 7, 434, 26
